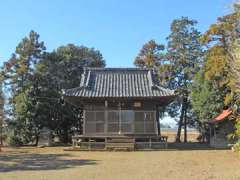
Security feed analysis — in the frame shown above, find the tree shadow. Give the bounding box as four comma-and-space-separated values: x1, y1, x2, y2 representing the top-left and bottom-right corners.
0, 152, 98, 172
167, 142, 231, 151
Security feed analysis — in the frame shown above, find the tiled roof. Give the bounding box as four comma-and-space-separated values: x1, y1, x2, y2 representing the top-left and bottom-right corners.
64, 68, 174, 98
209, 109, 233, 124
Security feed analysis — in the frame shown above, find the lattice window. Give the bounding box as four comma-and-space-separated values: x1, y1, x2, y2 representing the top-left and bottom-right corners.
108, 111, 119, 133
134, 111, 155, 134
85, 111, 105, 134
84, 110, 156, 135
120, 111, 134, 133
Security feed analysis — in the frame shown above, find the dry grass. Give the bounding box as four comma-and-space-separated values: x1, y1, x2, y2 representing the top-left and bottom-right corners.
0, 146, 240, 180
161, 129, 200, 142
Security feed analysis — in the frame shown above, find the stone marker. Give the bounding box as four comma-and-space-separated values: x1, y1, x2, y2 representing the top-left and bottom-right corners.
38, 127, 52, 147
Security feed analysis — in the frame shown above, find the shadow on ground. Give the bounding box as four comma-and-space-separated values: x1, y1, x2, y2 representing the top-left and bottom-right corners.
167, 142, 230, 151
0, 152, 98, 172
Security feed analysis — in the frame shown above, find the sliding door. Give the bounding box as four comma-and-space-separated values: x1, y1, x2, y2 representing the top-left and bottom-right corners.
107, 110, 134, 134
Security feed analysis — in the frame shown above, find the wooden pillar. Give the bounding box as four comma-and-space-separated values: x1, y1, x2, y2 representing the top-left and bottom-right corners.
0, 124, 1, 151
83, 110, 86, 135
214, 125, 216, 146
156, 106, 160, 136
79, 108, 83, 135
209, 125, 212, 144
104, 100, 108, 134
118, 102, 122, 135
0, 123, 2, 146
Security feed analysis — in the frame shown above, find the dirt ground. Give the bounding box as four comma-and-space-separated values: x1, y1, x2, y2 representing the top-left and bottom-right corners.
0, 147, 240, 180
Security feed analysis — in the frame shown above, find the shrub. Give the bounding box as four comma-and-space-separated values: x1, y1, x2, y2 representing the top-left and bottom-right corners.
234, 117, 240, 152
6, 135, 23, 147
233, 140, 240, 152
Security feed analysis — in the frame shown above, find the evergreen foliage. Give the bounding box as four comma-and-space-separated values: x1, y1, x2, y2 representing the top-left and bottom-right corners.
2, 31, 105, 145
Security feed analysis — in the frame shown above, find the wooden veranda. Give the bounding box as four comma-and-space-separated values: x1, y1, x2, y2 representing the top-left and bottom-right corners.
72, 135, 168, 150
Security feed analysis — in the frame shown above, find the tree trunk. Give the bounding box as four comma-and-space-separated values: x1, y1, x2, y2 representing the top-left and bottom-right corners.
175, 103, 185, 142
35, 134, 39, 146
63, 127, 69, 143
183, 107, 187, 143
34, 129, 40, 146
176, 97, 188, 143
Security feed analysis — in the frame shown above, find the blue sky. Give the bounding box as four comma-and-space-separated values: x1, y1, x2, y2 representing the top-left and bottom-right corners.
0, 0, 235, 126
0, 0, 234, 68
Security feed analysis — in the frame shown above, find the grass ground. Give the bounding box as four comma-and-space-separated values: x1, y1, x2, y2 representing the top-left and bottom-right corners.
0, 146, 240, 180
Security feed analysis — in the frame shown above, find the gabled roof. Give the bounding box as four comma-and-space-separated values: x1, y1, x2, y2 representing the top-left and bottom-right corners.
209, 109, 233, 124
64, 68, 175, 98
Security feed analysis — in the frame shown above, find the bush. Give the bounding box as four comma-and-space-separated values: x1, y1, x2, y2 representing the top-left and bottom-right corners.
233, 118, 240, 152
233, 140, 240, 152
6, 135, 23, 147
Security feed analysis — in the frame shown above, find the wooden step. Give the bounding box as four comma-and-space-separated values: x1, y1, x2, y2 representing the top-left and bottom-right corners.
106, 142, 135, 151
112, 147, 134, 151
106, 138, 135, 143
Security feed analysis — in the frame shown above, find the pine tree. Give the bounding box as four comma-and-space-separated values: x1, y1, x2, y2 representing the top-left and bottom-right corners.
134, 40, 165, 68
166, 17, 203, 142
